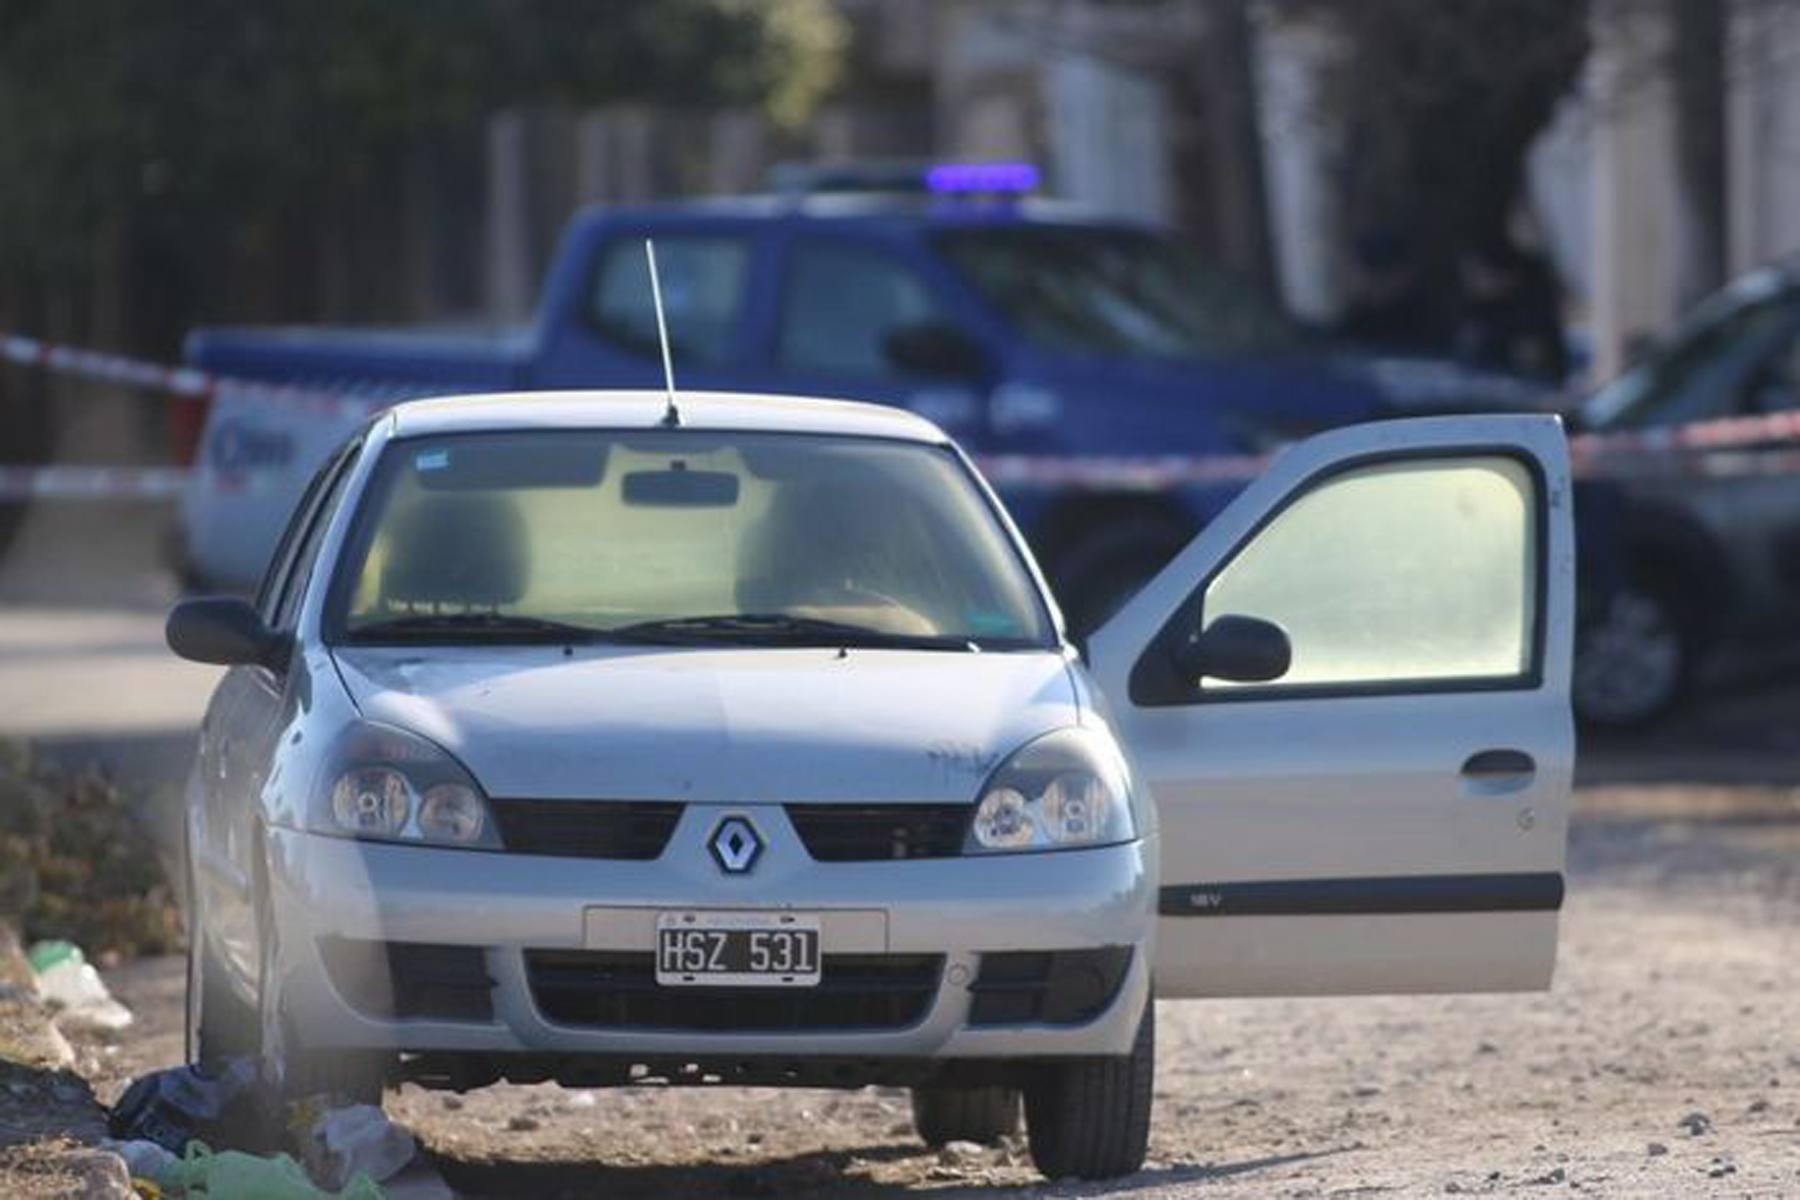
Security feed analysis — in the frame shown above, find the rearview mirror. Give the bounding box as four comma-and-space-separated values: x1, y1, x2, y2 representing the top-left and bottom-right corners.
622, 465, 739, 507
166, 597, 289, 669
882, 320, 989, 380
1175, 614, 1291, 684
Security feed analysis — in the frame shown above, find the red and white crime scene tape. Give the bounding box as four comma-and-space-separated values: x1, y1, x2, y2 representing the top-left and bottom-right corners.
0, 465, 192, 500
6, 331, 1800, 498
1, 332, 355, 413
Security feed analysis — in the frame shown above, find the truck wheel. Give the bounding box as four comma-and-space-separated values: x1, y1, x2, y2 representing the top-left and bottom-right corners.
1053, 519, 1189, 639
1572, 568, 1693, 728
910, 1084, 1021, 1146
1024, 997, 1153, 1180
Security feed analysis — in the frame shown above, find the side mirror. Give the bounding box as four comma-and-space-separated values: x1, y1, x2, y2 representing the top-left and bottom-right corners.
882, 320, 989, 380
166, 597, 289, 669
1174, 614, 1291, 684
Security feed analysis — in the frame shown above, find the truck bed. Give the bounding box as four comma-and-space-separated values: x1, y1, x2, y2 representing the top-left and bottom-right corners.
184, 323, 536, 392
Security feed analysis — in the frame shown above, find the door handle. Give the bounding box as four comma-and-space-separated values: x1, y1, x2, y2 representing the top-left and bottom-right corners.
1460, 748, 1536, 796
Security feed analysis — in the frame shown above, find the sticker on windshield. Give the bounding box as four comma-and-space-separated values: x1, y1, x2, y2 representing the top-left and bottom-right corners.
967, 610, 1020, 637
415, 449, 450, 472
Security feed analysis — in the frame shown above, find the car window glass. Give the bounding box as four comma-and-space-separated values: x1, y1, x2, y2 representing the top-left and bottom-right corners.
1200, 456, 1536, 690
935, 226, 1301, 358
334, 431, 1052, 648
255, 451, 342, 621
589, 235, 748, 366
1744, 332, 1800, 414
1582, 289, 1793, 428
777, 240, 950, 376
272, 447, 358, 632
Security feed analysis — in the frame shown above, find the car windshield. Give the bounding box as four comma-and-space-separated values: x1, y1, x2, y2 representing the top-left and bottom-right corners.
330, 429, 1054, 649
935, 226, 1301, 359
1580, 274, 1796, 429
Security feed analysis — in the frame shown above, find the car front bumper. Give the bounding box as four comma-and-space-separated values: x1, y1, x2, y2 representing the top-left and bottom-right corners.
266, 809, 1156, 1068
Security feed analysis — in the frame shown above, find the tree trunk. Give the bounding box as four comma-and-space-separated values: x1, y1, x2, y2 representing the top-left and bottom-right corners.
1200, 0, 1278, 289
1669, 0, 1727, 308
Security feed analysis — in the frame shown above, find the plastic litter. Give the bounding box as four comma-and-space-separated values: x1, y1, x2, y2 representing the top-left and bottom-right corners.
27, 940, 133, 1031
299, 1103, 418, 1190
157, 1141, 386, 1199
109, 1058, 271, 1155
104, 1138, 179, 1182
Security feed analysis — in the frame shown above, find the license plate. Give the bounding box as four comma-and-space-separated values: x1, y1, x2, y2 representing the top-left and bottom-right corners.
655, 911, 822, 987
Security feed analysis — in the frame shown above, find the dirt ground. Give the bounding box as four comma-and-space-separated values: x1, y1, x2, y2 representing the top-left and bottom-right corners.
57, 782, 1797, 1199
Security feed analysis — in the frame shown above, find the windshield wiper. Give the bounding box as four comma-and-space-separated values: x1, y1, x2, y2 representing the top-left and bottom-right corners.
346, 612, 608, 643
607, 613, 982, 651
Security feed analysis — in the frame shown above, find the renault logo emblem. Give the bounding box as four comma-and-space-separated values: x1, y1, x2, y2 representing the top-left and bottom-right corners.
709, 817, 763, 874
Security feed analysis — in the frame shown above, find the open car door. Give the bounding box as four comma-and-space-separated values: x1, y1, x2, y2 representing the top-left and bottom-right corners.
1089, 415, 1574, 997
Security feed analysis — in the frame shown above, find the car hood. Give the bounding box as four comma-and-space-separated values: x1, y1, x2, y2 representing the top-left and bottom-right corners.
331, 644, 1079, 804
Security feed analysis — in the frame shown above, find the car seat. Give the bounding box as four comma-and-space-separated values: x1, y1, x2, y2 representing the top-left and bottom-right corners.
379, 492, 529, 613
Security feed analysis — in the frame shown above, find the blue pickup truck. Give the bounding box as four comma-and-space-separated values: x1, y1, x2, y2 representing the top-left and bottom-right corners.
182, 176, 1539, 630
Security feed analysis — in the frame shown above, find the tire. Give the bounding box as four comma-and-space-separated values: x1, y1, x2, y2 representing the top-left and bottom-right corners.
1572, 570, 1693, 728
185, 856, 257, 1069
1024, 997, 1154, 1180
911, 1084, 1021, 1146
251, 844, 385, 1106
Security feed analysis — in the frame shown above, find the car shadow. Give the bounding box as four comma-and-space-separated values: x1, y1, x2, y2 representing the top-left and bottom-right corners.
1575, 667, 1800, 787
1568, 809, 1800, 898
427, 1141, 1351, 1198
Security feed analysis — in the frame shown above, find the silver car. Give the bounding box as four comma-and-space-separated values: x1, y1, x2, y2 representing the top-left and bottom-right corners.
170, 391, 1574, 1180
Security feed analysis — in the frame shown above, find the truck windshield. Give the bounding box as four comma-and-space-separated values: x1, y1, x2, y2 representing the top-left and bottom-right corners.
935, 226, 1300, 359
329, 429, 1054, 649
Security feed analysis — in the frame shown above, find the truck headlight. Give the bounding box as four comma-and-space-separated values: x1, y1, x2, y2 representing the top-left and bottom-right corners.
967, 728, 1135, 853
313, 722, 500, 849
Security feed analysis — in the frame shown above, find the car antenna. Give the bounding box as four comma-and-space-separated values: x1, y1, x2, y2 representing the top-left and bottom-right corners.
644, 238, 682, 428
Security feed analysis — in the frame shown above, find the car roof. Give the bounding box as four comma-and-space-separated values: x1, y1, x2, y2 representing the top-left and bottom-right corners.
580, 194, 1156, 233
383, 390, 950, 443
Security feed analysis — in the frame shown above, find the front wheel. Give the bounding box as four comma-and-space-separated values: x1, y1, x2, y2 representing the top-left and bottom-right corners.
185, 855, 256, 1069
911, 1084, 1021, 1146
252, 852, 385, 1106
1024, 997, 1154, 1180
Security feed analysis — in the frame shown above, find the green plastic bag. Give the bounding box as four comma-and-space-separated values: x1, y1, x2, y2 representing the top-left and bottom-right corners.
159, 1141, 385, 1199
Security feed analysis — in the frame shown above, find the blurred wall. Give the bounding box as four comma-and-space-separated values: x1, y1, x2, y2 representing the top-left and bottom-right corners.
1584, 0, 1800, 379
1726, 2, 1800, 278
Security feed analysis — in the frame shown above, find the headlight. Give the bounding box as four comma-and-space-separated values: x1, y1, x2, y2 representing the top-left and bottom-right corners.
311, 722, 500, 849
967, 728, 1135, 853
330, 768, 410, 837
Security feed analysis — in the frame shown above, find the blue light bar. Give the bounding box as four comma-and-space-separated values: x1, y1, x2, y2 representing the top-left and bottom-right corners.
925, 162, 1040, 194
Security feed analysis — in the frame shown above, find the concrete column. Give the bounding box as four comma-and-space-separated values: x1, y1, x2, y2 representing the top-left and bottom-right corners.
1047, 51, 1171, 222
1252, 11, 1344, 323
1589, 0, 1679, 378
1726, 0, 1800, 275
485, 110, 535, 323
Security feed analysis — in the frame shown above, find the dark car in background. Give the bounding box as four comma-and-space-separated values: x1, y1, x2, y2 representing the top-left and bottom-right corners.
1569, 261, 1800, 726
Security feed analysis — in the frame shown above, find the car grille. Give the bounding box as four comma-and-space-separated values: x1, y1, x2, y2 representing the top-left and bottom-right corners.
488, 799, 683, 859
525, 951, 943, 1032
784, 803, 971, 861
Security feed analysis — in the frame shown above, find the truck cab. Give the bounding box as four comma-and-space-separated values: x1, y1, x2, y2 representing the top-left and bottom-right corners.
184, 167, 1542, 627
